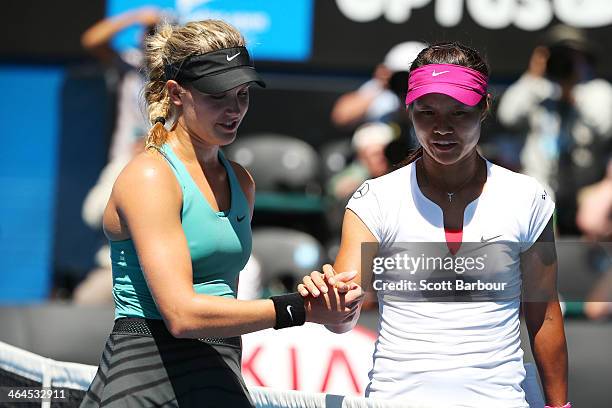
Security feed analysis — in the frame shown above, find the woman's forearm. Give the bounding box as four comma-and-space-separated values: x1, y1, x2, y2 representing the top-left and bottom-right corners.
325, 307, 361, 334
527, 301, 569, 406
164, 295, 277, 338
167, 288, 358, 338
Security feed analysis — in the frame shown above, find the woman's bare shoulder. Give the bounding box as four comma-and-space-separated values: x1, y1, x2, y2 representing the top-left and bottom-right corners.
112, 149, 182, 210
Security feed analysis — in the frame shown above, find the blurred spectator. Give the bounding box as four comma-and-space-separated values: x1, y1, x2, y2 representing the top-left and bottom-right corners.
331, 41, 426, 128
576, 160, 612, 240
327, 122, 394, 201
498, 24, 612, 234
81, 7, 158, 162
577, 160, 612, 320
73, 9, 162, 303
583, 270, 612, 320
73, 139, 144, 304
236, 255, 264, 300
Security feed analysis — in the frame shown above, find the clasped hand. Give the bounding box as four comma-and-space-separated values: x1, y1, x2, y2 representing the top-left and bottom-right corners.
298, 264, 364, 326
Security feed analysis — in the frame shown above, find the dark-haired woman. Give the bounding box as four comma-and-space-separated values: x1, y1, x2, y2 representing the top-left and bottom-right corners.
300, 42, 569, 407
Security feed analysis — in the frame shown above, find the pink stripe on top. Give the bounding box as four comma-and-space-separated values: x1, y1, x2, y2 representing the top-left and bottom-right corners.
444, 228, 463, 255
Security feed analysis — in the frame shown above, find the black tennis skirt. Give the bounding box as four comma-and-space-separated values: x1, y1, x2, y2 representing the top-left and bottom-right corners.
80, 318, 255, 408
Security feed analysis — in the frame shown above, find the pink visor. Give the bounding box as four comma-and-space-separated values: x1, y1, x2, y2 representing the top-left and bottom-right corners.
405, 63, 488, 106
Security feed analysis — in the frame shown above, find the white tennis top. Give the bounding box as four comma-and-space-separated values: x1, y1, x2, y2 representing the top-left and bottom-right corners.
346, 159, 554, 407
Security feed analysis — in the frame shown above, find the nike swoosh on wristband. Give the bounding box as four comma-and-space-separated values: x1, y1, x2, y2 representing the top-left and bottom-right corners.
286, 305, 294, 322
226, 52, 241, 62
432, 70, 450, 77
237, 215, 246, 222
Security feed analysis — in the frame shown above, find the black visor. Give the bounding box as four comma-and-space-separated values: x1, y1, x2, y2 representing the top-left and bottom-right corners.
164, 46, 266, 94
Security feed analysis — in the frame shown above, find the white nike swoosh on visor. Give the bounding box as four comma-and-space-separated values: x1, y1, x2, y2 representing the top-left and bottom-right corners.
226, 52, 241, 62
432, 70, 450, 77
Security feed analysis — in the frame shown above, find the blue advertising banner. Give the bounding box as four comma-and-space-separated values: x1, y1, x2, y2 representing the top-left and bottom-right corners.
107, 0, 314, 61
0, 66, 64, 302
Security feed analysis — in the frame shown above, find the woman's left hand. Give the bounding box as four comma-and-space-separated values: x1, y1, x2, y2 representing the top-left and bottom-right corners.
298, 264, 357, 297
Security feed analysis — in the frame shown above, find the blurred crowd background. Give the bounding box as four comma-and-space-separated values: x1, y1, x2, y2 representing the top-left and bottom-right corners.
0, 0, 610, 405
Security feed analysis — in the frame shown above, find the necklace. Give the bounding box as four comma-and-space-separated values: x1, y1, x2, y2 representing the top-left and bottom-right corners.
419, 159, 480, 202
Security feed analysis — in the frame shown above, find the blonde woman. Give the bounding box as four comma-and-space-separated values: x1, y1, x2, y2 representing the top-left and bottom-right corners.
80, 20, 363, 408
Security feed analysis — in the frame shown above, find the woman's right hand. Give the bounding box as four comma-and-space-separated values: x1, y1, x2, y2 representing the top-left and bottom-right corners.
298, 264, 364, 325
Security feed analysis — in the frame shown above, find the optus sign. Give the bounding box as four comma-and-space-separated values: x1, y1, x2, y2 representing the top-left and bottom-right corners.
336, 0, 612, 30
241, 324, 376, 395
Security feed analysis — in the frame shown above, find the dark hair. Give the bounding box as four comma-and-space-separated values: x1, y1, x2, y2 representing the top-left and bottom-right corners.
402, 42, 490, 165
410, 41, 489, 77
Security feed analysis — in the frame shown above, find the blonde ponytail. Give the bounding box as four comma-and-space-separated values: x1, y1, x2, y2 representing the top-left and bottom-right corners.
145, 121, 168, 150
143, 23, 173, 150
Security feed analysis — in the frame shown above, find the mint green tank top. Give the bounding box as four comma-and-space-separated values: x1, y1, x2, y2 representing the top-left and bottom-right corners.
111, 144, 252, 320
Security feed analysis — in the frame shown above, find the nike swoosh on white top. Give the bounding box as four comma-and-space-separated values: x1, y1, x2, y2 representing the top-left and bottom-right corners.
480, 234, 502, 243
226, 52, 241, 62
432, 70, 450, 77
286, 305, 293, 322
